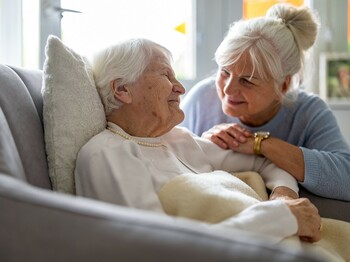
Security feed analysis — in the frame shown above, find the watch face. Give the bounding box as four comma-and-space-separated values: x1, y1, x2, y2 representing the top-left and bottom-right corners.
254, 131, 270, 138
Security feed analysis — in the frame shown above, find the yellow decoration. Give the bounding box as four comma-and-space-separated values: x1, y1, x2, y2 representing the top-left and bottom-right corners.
243, 0, 304, 19
175, 22, 186, 34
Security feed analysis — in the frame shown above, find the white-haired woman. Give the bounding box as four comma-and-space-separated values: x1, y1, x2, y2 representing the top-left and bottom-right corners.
180, 3, 350, 201
75, 38, 321, 243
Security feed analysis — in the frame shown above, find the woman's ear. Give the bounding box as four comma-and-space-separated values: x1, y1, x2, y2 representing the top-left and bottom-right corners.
111, 79, 132, 104
281, 75, 291, 94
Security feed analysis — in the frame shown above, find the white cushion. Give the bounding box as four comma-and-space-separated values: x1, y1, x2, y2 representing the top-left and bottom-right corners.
42, 35, 106, 194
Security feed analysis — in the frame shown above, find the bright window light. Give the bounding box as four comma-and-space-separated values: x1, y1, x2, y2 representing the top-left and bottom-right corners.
61, 0, 196, 80
22, 0, 40, 68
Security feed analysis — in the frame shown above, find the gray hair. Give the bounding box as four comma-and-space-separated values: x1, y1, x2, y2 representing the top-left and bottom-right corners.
215, 3, 320, 101
91, 38, 172, 115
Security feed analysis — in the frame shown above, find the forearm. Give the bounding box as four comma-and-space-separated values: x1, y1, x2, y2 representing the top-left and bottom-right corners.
260, 137, 305, 182
270, 186, 299, 200
301, 148, 350, 200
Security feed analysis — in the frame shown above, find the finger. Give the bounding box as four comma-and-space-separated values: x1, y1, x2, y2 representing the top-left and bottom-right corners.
202, 131, 213, 140
319, 222, 323, 232
202, 125, 230, 138
308, 230, 322, 242
234, 125, 252, 137
302, 218, 322, 243
299, 236, 313, 242
206, 123, 251, 141
299, 236, 318, 243
299, 228, 321, 243
210, 136, 230, 149
215, 131, 240, 148
223, 127, 249, 143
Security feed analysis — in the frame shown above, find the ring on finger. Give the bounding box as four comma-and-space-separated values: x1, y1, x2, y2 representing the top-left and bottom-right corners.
319, 223, 323, 232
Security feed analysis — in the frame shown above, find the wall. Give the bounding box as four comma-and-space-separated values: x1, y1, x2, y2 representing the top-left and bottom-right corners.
181, 0, 242, 90
331, 105, 350, 144
192, 0, 350, 144
305, 0, 350, 144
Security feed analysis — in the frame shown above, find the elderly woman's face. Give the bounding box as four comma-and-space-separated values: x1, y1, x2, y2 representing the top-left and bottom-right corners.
216, 52, 283, 127
128, 49, 185, 135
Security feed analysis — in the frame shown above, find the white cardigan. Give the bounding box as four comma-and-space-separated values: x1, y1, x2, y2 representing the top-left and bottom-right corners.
75, 122, 298, 241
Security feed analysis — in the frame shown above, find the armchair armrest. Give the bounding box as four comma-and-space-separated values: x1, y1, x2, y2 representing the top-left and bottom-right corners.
0, 174, 323, 262
300, 186, 350, 222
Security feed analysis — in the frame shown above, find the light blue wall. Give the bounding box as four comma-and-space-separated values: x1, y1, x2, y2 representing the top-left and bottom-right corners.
330, 104, 350, 144
311, 0, 350, 143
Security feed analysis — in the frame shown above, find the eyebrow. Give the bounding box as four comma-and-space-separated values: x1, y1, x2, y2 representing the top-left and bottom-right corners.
221, 66, 259, 80
163, 65, 175, 74
241, 74, 258, 79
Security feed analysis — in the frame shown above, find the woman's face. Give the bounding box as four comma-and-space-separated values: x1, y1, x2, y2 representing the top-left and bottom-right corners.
216, 52, 284, 127
128, 49, 185, 136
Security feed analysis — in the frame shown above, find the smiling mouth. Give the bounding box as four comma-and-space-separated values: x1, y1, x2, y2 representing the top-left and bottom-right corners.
168, 98, 180, 104
227, 98, 245, 106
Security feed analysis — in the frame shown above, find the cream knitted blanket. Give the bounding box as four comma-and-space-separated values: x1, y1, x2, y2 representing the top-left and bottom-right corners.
158, 171, 350, 262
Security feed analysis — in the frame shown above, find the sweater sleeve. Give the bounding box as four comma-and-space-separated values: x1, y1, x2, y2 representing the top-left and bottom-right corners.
297, 98, 350, 200
212, 200, 298, 243
301, 147, 350, 200
257, 158, 299, 195
192, 135, 299, 195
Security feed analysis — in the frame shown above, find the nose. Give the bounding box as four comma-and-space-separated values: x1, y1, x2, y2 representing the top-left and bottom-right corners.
223, 77, 239, 95
173, 81, 186, 95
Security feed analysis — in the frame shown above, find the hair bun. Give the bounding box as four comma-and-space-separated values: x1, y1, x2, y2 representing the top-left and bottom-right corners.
266, 3, 320, 51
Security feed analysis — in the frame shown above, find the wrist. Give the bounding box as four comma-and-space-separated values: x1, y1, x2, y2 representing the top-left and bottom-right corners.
253, 131, 270, 156
270, 186, 299, 200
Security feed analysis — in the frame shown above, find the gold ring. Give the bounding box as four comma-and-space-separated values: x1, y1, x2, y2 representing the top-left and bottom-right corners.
319, 223, 323, 232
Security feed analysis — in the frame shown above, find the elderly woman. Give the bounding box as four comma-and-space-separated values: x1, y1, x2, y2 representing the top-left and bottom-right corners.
180, 3, 350, 201
74, 38, 321, 242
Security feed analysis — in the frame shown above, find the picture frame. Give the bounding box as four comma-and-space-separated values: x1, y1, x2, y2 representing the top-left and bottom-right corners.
319, 52, 350, 103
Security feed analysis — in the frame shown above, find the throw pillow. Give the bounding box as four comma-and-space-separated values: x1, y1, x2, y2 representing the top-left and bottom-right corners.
42, 35, 106, 194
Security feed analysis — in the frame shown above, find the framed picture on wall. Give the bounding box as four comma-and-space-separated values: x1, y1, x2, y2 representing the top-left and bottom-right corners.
319, 52, 350, 102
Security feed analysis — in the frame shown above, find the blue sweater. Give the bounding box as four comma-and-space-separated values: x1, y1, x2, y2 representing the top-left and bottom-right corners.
180, 77, 350, 201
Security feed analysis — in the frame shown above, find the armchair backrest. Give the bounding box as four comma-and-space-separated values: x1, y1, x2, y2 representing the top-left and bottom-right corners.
0, 64, 51, 189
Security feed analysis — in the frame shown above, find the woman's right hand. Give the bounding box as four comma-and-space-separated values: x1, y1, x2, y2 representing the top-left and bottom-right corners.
202, 123, 252, 150
284, 198, 322, 243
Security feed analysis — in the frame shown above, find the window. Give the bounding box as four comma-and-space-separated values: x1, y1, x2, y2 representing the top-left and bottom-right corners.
0, 0, 40, 68
0, 0, 22, 66
22, 0, 40, 68
60, 0, 195, 80
348, 0, 350, 51
3, 0, 348, 96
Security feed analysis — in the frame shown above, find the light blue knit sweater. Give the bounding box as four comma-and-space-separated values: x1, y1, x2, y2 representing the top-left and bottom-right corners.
180, 77, 350, 201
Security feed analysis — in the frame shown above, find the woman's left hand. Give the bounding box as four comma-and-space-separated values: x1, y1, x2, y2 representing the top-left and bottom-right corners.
202, 123, 253, 153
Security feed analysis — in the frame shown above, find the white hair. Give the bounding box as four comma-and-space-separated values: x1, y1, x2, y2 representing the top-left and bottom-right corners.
215, 3, 320, 102
91, 38, 172, 115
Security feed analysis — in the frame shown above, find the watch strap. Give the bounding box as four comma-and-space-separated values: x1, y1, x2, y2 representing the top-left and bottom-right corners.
253, 136, 263, 155
253, 132, 270, 156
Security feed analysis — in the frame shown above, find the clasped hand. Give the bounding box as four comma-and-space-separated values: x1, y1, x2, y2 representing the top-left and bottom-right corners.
202, 123, 254, 154
285, 198, 322, 242
203, 124, 322, 242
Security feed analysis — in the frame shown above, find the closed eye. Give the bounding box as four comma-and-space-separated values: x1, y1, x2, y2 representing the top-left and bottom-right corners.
240, 77, 254, 86
220, 68, 230, 77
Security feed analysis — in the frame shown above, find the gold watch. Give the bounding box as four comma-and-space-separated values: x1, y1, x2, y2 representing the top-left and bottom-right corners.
253, 131, 270, 156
